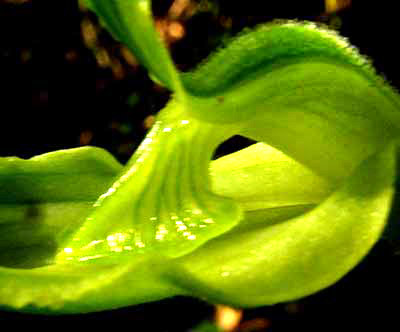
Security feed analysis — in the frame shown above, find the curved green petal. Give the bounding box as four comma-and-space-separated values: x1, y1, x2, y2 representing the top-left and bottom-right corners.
169, 143, 397, 307
0, 148, 182, 313
0, 254, 182, 314
210, 142, 335, 231
0, 142, 335, 313
181, 22, 400, 181
0, 141, 395, 312
0, 147, 121, 268
211, 142, 333, 213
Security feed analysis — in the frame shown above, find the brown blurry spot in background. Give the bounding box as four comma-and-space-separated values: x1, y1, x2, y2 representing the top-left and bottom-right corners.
120, 46, 139, 67
325, 0, 352, 13
79, 130, 93, 145
81, 18, 98, 48
216, 305, 243, 331
238, 318, 271, 332
168, 21, 185, 40
168, 0, 193, 19
143, 115, 156, 129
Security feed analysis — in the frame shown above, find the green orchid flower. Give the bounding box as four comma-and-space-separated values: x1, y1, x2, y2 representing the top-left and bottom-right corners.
1, 0, 399, 314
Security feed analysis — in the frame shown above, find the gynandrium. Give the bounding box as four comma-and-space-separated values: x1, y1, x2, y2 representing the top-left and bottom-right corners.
0, 0, 399, 314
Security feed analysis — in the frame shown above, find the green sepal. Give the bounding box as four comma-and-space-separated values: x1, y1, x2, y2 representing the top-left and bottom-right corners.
181, 22, 400, 181
83, 0, 184, 95
0, 254, 183, 313
0, 147, 121, 268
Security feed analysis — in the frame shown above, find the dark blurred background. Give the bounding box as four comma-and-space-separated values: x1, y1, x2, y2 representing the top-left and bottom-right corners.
1, 0, 400, 330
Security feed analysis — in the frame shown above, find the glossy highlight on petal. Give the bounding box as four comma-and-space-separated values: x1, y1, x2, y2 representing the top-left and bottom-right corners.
57, 102, 242, 262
